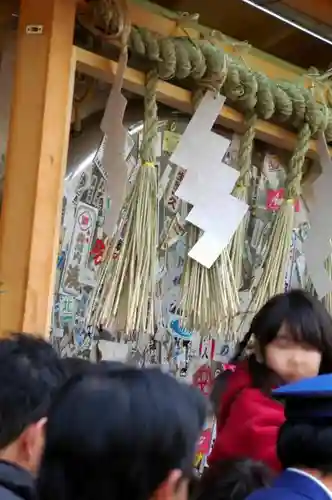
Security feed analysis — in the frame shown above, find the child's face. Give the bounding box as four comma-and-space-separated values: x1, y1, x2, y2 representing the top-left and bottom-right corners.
264, 323, 322, 383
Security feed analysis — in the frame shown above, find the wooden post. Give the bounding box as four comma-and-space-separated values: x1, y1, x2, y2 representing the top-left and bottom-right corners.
0, 0, 76, 336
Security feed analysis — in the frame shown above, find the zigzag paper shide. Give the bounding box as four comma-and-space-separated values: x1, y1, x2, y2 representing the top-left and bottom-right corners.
169, 91, 249, 268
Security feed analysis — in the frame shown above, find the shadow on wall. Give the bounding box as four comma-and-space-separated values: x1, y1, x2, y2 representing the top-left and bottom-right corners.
0, 153, 4, 208
0, 31, 16, 184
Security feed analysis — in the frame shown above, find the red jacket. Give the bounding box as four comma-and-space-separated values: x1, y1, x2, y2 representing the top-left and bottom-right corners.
208, 361, 285, 472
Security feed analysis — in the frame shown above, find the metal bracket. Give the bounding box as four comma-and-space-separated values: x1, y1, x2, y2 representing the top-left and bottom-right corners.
26, 25, 43, 35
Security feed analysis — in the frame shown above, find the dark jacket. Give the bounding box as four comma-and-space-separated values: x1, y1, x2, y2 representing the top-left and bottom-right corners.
0, 461, 35, 500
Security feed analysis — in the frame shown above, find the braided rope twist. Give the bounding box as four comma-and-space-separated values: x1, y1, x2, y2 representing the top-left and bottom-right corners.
233, 112, 257, 199
140, 69, 159, 165
125, 27, 332, 142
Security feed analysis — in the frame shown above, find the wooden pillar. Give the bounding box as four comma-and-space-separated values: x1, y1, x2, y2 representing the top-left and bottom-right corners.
0, 0, 76, 336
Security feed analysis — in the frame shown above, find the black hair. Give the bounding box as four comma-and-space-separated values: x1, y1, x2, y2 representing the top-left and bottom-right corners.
61, 358, 127, 379
193, 459, 273, 500
0, 333, 65, 448
61, 357, 94, 378
277, 418, 332, 474
37, 366, 207, 500
232, 290, 332, 391
210, 371, 232, 415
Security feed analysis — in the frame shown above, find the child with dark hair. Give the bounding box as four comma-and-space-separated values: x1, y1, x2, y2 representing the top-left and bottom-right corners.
37, 366, 207, 500
209, 290, 332, 472
246, 374, 332, 500
194, 459, 273, 500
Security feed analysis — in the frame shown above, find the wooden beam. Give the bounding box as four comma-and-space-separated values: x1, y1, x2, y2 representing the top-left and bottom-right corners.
0, 0, 76, 337
281, 0, 332, 27
263, 25, 293, 50
75, 46, 331, 159
77, 0, 332, 102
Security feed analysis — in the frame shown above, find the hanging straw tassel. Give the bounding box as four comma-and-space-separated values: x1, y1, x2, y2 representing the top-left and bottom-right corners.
89, 69, 159, 336
179, 84, 240, 338
181, 226, 239, 336
229, 112, 257, 288
248, 123, 312, 311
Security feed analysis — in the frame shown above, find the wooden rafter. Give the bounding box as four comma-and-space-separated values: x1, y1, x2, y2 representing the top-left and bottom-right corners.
281, 0, 332, 27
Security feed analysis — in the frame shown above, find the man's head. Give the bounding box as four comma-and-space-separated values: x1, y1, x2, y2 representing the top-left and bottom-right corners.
275, 374, 332, 480
0, 333, 65, 474
38, 366, 206, 500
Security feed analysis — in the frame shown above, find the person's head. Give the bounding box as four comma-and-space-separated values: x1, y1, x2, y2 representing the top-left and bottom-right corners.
275, 374, 332, 485
278, 417, 332, 477
61, 358, 126, 380
61, 357, 95, 378
233, 290, 332, 391
193, 459, 273, 500
37, 366, 206, 500
0, 333, 65, 474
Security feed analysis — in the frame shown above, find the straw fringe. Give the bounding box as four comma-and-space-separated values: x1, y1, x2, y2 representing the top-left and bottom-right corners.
88, 70, 159, 336
179, 85, 240, 337
180, 226, 239, 337
245, 123, 311, 315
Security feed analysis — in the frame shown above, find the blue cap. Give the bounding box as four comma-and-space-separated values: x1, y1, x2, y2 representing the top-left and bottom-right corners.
272, 374, 332, 421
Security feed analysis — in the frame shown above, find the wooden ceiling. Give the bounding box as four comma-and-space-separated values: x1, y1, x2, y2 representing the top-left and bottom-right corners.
2, 0, 332, 71
154, 0, 332, 70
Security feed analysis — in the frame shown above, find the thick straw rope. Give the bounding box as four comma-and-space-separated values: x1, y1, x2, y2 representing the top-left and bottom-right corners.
124, 29, 332, 322
79, 11, 332, 136
125, 27, 332, 139
249, 122, 312, 312
247, 87, 326, 312
82, 6, 332, 334
78, 0, 130, 43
